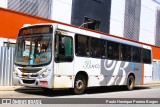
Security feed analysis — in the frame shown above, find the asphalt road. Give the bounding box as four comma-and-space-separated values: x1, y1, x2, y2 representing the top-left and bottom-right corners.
0, 85, 160, 107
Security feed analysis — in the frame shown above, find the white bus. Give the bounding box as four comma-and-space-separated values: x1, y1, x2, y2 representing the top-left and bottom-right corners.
13, 23, 152, 94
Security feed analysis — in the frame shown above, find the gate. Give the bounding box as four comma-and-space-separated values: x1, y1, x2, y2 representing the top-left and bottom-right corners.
153, 61, 160, 81
0, 46, 15, 86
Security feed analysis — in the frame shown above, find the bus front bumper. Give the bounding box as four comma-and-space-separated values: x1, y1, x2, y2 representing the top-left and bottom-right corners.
13, 76, 53, 89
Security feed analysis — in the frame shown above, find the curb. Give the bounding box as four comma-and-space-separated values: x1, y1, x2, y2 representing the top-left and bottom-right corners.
0, 86, 35, 91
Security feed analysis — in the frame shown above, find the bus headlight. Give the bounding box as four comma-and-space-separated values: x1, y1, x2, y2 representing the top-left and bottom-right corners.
13, 71, 19, 77
39, 70, 50, 78
13, 66, 19, 77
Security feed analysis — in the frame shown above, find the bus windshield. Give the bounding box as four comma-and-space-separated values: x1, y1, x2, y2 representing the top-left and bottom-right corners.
14, 25, 52, 66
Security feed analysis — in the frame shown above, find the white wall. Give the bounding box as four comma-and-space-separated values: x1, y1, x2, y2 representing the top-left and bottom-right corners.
51, 0, 72, 24
139, 0, 158, 45
110, 0, 160, 45
109, 0, 125, 37
0, 0, 8, 8
0, 37, 16, 46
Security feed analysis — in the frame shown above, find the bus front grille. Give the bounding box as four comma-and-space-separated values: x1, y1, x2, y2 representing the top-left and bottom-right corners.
22, 79, 36, 84
21, 74, 39, 78
18, 68, 42, 73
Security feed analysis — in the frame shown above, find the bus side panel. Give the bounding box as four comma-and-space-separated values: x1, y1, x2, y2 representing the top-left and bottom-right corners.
53, 75, 73, 88
143, 45, 152, 84
74, 57, 106, 87
143, 64, 152, 84
53, 62, 74, 88
74, 58, 143, 87
89, 75, 107, 87
101, 60, 143, 86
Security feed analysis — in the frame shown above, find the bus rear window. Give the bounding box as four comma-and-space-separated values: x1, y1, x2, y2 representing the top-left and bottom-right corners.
142, 49, 151, 64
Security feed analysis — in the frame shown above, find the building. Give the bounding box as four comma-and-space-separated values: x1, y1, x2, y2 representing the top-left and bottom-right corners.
0, 0, 160, 82
1, 0, 160, 46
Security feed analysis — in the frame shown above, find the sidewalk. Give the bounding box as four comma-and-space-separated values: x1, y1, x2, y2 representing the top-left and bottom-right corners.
0, 81, 160, 91
144, 81, 160, 86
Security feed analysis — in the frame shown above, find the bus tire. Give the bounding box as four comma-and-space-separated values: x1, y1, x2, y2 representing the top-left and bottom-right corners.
73, 75, 86, 95
126, 75, 135, 91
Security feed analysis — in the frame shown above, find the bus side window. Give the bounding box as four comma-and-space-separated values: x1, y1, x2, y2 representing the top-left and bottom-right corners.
91, 38, 100, 58
90, 38, 106, 59
132, 46, 142, 63
120, 44, 131, 61
107, 41, 119, 60
75, 34, 89, 57
101, 40, 107, 58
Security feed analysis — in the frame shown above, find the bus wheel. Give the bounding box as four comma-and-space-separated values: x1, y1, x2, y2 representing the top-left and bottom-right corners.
126, 75, 135, 91
73, 75, 86, 95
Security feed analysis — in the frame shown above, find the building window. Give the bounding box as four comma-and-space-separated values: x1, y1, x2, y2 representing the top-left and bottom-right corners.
93, 0, 103, 3
83, 17, 100, 31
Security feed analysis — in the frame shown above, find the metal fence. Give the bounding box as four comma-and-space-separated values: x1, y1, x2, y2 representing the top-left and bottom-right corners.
0, 47, 15, 86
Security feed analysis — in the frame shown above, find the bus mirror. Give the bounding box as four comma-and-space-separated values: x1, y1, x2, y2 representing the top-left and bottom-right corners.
56, 31, 61, 35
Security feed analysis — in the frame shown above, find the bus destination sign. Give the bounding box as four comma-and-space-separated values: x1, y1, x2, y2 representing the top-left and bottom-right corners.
19, 26, 52, 36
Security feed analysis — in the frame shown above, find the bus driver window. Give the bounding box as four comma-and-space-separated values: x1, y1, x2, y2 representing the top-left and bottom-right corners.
55, 33, 65, 56
55, 31, 73, 62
